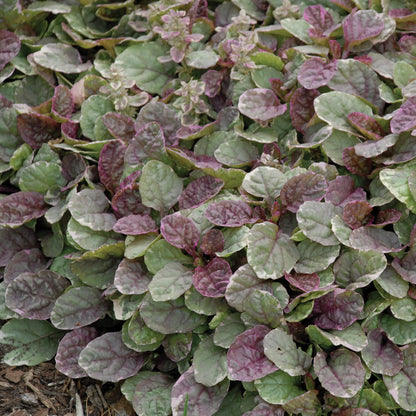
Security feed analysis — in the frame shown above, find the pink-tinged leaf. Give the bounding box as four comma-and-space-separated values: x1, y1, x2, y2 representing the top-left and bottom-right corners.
399, 35, 416, 54
324, 176, 366, 207
206, 200, 254, 227
169, 147, 222, 170
162, 333, 193, 362
314, 349, 365, 398
114, 258, 152, 295
389, 9, 416, 31
79, 332, 145, 382
361, 329, 403, 376
102, 112, 135, 142
280, 172, 327, 213
200, 229, 225, 256
4, 248, 48, 283
290, 88, 320, 134
113, 214, 158, 236
284, 272, 320, 292
5, 270, 69, 320
297, 58, 337, 90
193, 257, 232, 298
126, 122, 166, 164
391, 96, 416, 134
160, 213, 200, 255
56, 327, 98, 378
201, 69, 224, 97
343, 147, 372, 176
392, 252, 416, 284
243, 402, 285, 416
171, 366, 229, 416
303, 5, 334, 33
0, 226, 38, 267
0, 30, 20, 71
98, 140, 126, 194
112, 178, 151, 218
343, 10, 384, 50
313, 288, 364, 330
0, 191, 47, 228
17, 113, 61, 149
52, 85, 74, 120
347, 112, 384, 140
61, 120, 78, 140
375, 209, 401, 226
349, 227, 402, 253
330, 0, 354, 12
335, 409, 378, 416
61, 153, 87, 191
179, 176, 224, 210
342, 201, 373, 229
238, 88, 287, 122
227, 325, 277, 382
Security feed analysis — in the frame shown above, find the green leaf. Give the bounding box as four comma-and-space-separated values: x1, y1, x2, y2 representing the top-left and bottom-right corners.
0, 319, 62, 366
281, 18, 312, 44
216, 226, 249, 257
19, 161, 66, 194
255, 371, 304, 405
251, 51, 284, 71
185, 287, 228, 316
186, 48, 219, 69
383, 344, 416, 411
322, 130, 361, 166
297, 201, 342, 246
380, 163, 416, 214
380, 315, 416, 345
376, 266, 409, 299
213, 313, 246, 348
214, 139, 259, 168
393, 61, 416, 88
148, 262, 193, 302
194, 335, 228, 387
247, 222, 299, 280
390, 298, 416, 321
243, 290, 283, 327
295, 240, 340, 274
139, 160, 183, 213
124, 233, 159, 259
113, 42, 176, 95
127, 311, 165, 351
324, 322, 368, 352
264, 328, 312, 376
314, 91, 373, 134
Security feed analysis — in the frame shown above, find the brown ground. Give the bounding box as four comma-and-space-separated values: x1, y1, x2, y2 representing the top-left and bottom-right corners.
0, 345, 136, 416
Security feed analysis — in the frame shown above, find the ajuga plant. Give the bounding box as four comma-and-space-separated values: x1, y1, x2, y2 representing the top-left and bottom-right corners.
1, 0, 416, 415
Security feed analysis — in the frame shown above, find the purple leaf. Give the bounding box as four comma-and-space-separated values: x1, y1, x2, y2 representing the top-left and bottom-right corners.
78, 332, 145, 382
0, 191, 47, 228
361, 328, 403, 376
0, 30, 20, 71
126, 122, 166, 163
0, 226, 38, 267
390, 96, 416, 134
176, 121, 217, 140
193, 257, 232, 298
61, 120, 78, 140
113, 214, 158, 235
102, 112, 135, 142
349, 227, 402, 253
55, 327, 98, 378
392, 252, 416, 284
51, 286, 110, 330
389, 8, 416, 31
227, 325, 277, 382
342, 201, 373, 229
200, 229, 225, 256
205, 200, 255, 227
4, 248, 48, 283
114, 258, 152, 295
335, 409, 378, 416
162, 333, 193, 362
313, 288, 364, 330
52, 85, 74, 120
399, 35, 416, 54
375, 209, 401, 226
17, 113, 61, 149
280, 172, 327, 213
201, 69, 224, 97
297, 58, 337, 90
238, 88, 287, 122
343, 147, 372, 176
303, 5, 334, 33
284, 272, 320, 292
179, 176, 224, 210
290, 88, 320, 134
5, 270, 69, 320
171, 366, 229, 416
324, 176, 366, 207
169, 147, 222, 170
98, 140, 126, 194
61, 153, 87, 191
160, 213, 200, 255
243, 402, 285, 416
347, 112, 384, 140
314, 349, 366, 398
343, 10, 384, 50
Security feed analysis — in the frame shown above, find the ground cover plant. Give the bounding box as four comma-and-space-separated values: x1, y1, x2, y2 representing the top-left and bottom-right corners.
1, 0, 416, 414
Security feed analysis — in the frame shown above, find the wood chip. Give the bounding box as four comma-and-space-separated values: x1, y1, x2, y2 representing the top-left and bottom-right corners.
5, 368, 25, 383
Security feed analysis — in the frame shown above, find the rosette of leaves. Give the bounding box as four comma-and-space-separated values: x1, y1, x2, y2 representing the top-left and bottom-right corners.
2, 0, 416, 415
